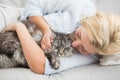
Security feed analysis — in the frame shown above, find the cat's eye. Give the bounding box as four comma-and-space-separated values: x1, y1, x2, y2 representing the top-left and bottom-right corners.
65, 47, 70, 50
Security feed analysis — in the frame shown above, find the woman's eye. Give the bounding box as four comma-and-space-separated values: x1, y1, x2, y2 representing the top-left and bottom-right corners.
77, 33, 81, 40
82, 47, 87, 53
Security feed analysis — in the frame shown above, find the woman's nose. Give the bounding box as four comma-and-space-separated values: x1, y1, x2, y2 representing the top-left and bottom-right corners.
72, 40, 81, 48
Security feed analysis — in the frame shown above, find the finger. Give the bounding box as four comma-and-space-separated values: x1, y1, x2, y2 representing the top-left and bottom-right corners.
43, 36, 51, 49
41, 38, 50, 50
50, 37, 53, 43
41, 38, 47, 50
41, 43, 46, 50
46, 38, 51, 49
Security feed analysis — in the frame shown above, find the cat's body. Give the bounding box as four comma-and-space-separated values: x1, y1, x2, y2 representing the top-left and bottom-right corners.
0, 20, 77, 69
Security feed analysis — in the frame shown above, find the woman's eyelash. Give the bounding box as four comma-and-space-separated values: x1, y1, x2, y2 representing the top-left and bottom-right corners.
82, 48, 85, 52
82, 47, 87, 53
78, 33, 81, 39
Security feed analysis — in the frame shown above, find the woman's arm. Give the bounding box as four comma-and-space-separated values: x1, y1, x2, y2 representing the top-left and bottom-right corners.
28, 16, 51, 35
7, 23, 46, 74
28, 16, 53, 50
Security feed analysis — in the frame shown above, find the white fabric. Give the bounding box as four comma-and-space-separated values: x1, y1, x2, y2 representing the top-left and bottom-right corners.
0, 4, 23, 32
1, 64, 120, 80
45, 54, 99, 74
20, 0, 96, 34
100, 53, 120, 66
0, 0, 28, 8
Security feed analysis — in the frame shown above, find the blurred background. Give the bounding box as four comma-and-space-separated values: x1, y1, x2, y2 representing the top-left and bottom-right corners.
0, 0, 120, 14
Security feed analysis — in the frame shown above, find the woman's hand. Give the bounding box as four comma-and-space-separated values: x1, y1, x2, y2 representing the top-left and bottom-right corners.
41, 30, 53, 50
28, 16, 54, 50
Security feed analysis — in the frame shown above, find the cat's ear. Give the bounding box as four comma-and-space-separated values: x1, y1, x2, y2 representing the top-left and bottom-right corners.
51, 32, 56, 38
66, 34, 74, 40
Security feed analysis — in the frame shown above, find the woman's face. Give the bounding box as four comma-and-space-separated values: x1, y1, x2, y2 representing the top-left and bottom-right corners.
72, 26, 96, 55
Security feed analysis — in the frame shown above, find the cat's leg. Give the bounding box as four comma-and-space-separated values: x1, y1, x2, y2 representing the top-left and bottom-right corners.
0, 54, 28, 68
46, 53, 60, 70
0, 55, 17, 68
0, 41, 28, 68
0, 32, 19, 57
0, 40, 20, 58
13, 50, 29, 68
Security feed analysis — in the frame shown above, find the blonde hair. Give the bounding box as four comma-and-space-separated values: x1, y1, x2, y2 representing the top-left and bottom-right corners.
80, 12, 120, 55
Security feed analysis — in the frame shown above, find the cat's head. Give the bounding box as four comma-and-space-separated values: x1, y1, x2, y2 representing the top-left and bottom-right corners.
52, 33, 76, 57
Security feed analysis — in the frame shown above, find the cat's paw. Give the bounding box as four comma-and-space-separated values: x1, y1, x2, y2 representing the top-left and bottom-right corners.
51, 59, 60, 70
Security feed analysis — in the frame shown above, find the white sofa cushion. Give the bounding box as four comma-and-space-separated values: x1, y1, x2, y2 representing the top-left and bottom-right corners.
0, 64, 120, 80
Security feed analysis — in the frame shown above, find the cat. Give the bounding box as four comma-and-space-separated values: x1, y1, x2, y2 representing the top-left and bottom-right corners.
0, 20, 78, 70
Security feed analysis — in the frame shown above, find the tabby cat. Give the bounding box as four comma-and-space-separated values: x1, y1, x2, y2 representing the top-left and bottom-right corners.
0, 20, 77, 70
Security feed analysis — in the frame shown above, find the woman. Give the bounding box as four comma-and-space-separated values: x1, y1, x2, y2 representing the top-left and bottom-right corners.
5, 11, 120, 74
3, 0, 99, 74
4, 12, 120, 74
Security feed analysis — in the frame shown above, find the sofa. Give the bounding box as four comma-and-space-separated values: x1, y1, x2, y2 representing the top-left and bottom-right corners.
0, 0, 120, 80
